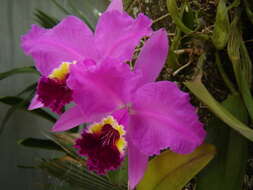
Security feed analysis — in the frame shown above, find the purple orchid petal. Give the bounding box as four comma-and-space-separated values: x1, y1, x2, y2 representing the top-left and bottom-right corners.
52, 106, 86, 132
28, 94, 44, 110
106, 0, 123, 12
68, 59, 139, 122
134, 29, 169, 87
128, 140, 148, 190
95, 11, 152, 62
128, 81, 206, 155
112, 108, 129, 127
21, 16, 95, 76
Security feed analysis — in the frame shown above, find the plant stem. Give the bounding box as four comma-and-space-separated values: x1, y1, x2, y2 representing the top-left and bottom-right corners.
215, 51, 237, 95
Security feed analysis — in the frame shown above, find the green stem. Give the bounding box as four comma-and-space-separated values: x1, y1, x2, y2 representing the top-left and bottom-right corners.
184, 76, 253, 141
215, 51, 237, 95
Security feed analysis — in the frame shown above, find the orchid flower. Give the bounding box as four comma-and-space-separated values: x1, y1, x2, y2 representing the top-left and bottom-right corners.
52, 29, 206, 189
21, 0, 152, 114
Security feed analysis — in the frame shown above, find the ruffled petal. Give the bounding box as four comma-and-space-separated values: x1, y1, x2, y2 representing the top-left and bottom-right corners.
52, 106, 86, 132
106, 0, 123, 12
134, 29, 169, 87
21, 16, 95, 76
28, 94, 44, 110
68, 59, 139, 122
128, 140, 148, 190
128, 81, 206, 155
95, 11, 152, 62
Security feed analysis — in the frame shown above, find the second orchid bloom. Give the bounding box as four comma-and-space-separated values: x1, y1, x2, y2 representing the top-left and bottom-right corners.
21, 0, 206, 189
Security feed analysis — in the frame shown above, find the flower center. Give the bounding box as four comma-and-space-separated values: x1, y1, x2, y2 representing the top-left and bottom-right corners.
37, 61, 75, 114
49, 61, 75, 80
75, 116, 127, 174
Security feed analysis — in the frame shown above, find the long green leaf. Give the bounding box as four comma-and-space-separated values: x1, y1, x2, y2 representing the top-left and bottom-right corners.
0, 96, 56, 123
39, 156, 119, 190
227, 14, 253, 121
1, 93, 35, 134
18, 138, 63, 151
196, 95, 248, 190
17, 83, 37, 96
107, 158, 128, 188
137, 144, 215, 190
45, 132, 83, 160
67, 0, 94, 31
34, 9, 59, 28
184, 74, 253, 141
51, 0, 71, 15
0, 66, 38, 81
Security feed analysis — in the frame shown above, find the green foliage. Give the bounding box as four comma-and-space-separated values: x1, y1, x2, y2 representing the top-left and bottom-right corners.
184, 71, 253, 142
166, 0, 193, 34
0, 66, 38, 80
39, 156, 119, 190
34, 9, 59, 28
137, 144, 215, 190
211, 0, 230, 50
18, 137, 63, 151
227, 13, 253, 120
50, 0, 108, 31
107, 158, 128, 188
3, 0, 253, 189
196, 95, 248, 190
0, 96, 56, 123
37, 133, 127, 190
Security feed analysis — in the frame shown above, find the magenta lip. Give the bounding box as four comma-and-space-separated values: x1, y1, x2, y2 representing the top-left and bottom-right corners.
37, 76, 73, 114
75, 124, 124, 174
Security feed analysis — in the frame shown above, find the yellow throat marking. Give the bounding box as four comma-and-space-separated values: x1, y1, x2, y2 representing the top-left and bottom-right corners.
49, 61, 76, 80
88, 116, 127, 153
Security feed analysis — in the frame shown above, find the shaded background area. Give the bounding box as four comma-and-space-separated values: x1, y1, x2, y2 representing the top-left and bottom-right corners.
0, 0, 107, 189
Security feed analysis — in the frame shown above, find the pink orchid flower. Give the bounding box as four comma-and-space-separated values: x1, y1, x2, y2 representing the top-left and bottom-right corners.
52, 28, 206, 189
21, 0, 152, 114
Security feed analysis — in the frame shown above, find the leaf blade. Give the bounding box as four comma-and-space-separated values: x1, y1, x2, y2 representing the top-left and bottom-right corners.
0, 66, 38, 81
137, 144, 216, 190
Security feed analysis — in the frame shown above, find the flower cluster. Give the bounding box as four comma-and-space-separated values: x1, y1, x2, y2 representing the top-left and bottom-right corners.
21, 0, 206, 189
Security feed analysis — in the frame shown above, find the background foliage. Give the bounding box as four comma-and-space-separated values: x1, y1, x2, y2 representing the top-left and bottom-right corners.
1, 0, 253, 189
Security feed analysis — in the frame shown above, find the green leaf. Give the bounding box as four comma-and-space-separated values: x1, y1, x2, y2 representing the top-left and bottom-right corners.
0, 93, 34, 134
184, 70, 253, 141
51, 0, 71, 15
67, 0, 94, 31
212, 0, 230, 50
196, 95, 248, 190
0, 96, 56, 123
107, 158, 128, 188
51, 0, 108, 31
34, 9, 59, 28
167, 0, 193, 34
39, 156, 119, 190
227, 14, 253, 121
184, 82, 253, 140
45, 133, 83, 160
137, 144, 216, 190
16, 83, 37, 96
0, 66, 39, 81
18, 138, 63, 151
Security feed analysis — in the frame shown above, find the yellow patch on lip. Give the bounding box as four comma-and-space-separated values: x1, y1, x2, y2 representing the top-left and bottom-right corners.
88, 116, 127, 153
49, 61, 76, 80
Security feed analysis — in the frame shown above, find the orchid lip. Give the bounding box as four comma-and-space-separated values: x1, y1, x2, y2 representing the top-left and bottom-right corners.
36, 61, 76, 114
75, 116, 127, 174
